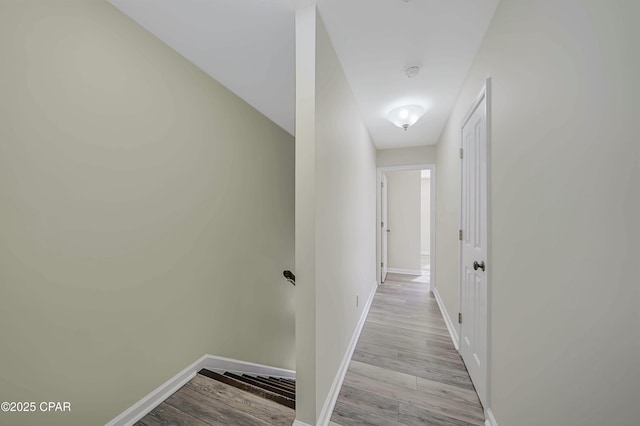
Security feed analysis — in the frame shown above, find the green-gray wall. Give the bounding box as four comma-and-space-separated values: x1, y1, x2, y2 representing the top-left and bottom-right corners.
0, 2, 295, 425
435, 1, 640, 424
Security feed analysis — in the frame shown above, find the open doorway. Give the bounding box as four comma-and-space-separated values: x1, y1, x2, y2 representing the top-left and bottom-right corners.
377, 164, 435, 286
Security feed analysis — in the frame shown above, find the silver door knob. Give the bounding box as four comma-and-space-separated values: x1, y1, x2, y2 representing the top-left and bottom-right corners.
473, 261, 485, 271
386, 229, 391, 232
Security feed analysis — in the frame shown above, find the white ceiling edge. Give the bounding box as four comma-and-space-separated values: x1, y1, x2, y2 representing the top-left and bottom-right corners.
107, 0, 500, 150
108, 0, 296, 135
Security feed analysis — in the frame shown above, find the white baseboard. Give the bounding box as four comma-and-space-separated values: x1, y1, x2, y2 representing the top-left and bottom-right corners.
293, 421, 313, 426
200, 354, 295, 379
106, 354, 295, 426
387, 268, 422, 275
432, 286, 459, 351
316, 281, 377, 426
485, 408, 498, 426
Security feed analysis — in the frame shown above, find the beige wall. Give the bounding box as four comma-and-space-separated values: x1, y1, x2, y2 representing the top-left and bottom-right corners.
435, 1, 640, 425
295, 6, 378, 424
377, 145, 437, 167
421, 176, 431, 254
387, 171, 421, 272
0, 2, 295, 425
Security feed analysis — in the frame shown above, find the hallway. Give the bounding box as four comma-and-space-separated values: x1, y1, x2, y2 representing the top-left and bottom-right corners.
330, 273, 484, 425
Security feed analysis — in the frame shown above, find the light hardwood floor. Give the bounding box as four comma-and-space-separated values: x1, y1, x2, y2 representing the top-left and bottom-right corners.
136, 374, 295, 426
330, 272, 485, 426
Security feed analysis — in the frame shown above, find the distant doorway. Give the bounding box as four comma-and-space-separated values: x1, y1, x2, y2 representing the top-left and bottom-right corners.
377, 164, 435, 285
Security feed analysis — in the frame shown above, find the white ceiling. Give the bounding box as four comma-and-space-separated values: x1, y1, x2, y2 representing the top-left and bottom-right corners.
109, 0, 499, 149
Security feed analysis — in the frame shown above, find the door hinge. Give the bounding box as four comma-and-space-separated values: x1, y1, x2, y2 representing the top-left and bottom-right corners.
381, 262, 384, 268
460, 148, 464, 159
458, 313, 462, 324
381, 181, 384, 188
381, 221, 384, 228
459, 229, 463, 240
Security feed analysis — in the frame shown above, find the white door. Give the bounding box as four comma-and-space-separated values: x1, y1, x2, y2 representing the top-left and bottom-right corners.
459, 87, 488, 406
381, 173, 389, 283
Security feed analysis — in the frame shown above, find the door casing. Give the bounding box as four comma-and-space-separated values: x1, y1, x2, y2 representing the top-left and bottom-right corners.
381, 173, 389, 283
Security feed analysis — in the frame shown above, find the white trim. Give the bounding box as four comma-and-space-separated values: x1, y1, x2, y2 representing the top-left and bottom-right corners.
293, 421, 313, 426
485, 408, 498, 426
316, 281, 377, 426
106, 355, 295, 426
378, 163, 433, 172
386, 267, 422, 275
462, 81, 489, 127
430, 166, 436, 289
420, 251, 430, 256
485, 78, 494, 416
200, 354, 295, 379
432, 286, 459, 350
105, 355, 204, 426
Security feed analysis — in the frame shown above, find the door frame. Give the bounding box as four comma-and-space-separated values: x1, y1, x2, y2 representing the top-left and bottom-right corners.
458, 78, 492, 409
376, 163, 436, 286
381, 173, 389, 283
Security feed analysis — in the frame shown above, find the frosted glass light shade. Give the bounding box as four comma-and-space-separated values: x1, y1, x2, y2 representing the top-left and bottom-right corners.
387, 105, 425, 130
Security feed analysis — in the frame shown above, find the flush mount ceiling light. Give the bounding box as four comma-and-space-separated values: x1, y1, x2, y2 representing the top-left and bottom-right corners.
387, 105, 425, 131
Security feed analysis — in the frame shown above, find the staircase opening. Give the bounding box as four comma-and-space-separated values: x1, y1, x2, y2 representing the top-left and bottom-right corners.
135, 368, 296, 425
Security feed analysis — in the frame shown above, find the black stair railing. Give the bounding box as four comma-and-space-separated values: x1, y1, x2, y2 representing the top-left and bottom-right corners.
283, 270, 295, 286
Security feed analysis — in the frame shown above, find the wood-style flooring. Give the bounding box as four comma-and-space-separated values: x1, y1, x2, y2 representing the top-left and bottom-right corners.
135, 373, 296, 426
330, 271, 485, 426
